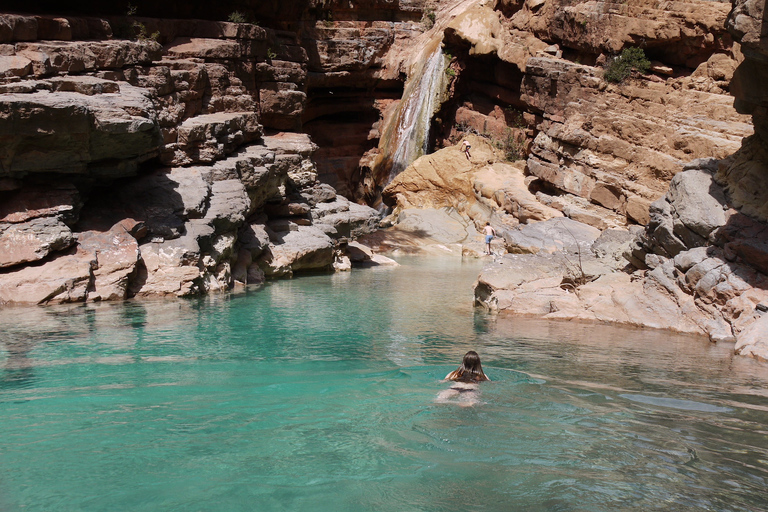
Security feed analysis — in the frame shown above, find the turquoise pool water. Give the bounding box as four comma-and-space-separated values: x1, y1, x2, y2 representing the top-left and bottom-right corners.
1, 256, 767, 511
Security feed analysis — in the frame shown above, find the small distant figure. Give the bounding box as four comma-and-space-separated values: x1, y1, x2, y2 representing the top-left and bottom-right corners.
436, 350, 491, 406
483, 222, 496, 255
461, 139, 471, 159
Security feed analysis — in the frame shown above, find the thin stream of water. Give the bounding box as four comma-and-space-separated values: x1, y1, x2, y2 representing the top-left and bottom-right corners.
1, 256, 767, 511
383, 43, 446, 182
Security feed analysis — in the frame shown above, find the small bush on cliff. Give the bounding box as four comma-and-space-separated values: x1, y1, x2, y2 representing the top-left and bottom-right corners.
134, 22, 160, 42
228, 11, 247, 23
422, 8, 436, 29
502, 130, 526, 162
603, 47, 650, 83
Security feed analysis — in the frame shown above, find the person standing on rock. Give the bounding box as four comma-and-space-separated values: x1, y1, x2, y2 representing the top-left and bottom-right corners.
483, 222, 496, 255
461, 139, 471, 159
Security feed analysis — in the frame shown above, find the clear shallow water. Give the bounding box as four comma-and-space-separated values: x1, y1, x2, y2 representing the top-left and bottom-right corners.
1, 256, 768, 511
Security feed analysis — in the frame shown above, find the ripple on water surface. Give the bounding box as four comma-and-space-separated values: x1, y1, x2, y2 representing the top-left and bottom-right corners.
1, 256, 768, 511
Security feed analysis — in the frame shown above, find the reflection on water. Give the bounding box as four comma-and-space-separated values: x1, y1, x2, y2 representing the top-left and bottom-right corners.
1, 256, 767, 511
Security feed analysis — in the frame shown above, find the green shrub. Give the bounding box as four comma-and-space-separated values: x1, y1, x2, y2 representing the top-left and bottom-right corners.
503, 131, 526, 162
133, 22, 159, 42
422, 8, 436, 29
228, 11, 247, 23
603, 47, 650, 83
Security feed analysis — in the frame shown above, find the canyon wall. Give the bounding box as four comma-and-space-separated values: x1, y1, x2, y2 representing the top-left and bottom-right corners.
2, 0, 767, 349
0, 13, 382, 303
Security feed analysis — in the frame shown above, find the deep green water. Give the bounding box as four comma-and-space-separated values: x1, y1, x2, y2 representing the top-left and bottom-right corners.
1, 256, 768, 511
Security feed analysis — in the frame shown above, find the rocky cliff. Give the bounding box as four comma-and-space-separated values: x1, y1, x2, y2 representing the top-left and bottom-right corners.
0, 12, 383, 303
2, 0, 768, 363
461, 0, 768, 361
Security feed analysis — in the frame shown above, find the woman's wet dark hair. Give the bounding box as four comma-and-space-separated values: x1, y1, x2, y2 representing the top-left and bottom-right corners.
446, 350, 489, 383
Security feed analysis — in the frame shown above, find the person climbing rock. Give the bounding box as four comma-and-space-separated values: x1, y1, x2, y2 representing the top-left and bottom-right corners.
483, 222, 496, 255
461, 139, 471, 159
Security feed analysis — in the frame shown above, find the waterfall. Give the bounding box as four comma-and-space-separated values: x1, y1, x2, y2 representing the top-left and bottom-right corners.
382, 43, 447, 183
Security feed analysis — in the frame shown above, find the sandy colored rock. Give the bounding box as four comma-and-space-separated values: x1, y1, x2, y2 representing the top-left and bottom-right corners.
383, 135, 493, 211
734, 314, 768, 361
473, 163, 562, 223
512, 0, 731, 66
521, 56, 752, 225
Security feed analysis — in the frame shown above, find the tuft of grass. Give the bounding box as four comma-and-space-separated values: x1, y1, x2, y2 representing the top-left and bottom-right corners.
603, 47, 650, 83
228, 11, 247, 23
133, 21, 159, 42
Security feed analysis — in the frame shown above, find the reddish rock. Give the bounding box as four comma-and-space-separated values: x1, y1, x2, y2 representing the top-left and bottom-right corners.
0, 55, 32, 77
77, 223, 141, 301
0, 217, 74, 269
259, 82, 307, 130
0, 247, 95, 304
0, 15, 38, 43
0, 184, 81, 224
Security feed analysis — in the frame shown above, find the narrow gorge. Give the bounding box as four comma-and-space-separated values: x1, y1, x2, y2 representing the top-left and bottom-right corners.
1, 0, 767, 360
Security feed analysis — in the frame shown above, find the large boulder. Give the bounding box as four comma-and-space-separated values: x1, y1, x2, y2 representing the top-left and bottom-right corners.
259, 226, 335, 277
77, 222, 141, 301
473, 163, 562, 224
131, 221, 210, 297
735, 314, 768, 362
0, 81, 161, 178
503, 217, 601, 254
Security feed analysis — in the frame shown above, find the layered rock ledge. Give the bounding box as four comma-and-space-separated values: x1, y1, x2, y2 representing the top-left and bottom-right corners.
0, 13, 384, 304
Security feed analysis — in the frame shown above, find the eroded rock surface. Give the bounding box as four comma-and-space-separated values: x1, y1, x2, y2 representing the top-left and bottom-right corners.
0, 14, 381, 303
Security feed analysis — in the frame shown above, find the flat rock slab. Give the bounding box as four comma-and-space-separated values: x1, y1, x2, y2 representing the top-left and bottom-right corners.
0, 84, 159, 177
504, 217, 601, 254
165, 37, 243, 60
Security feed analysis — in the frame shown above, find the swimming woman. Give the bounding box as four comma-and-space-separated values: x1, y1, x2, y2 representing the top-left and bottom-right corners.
436, 350, 490, 405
